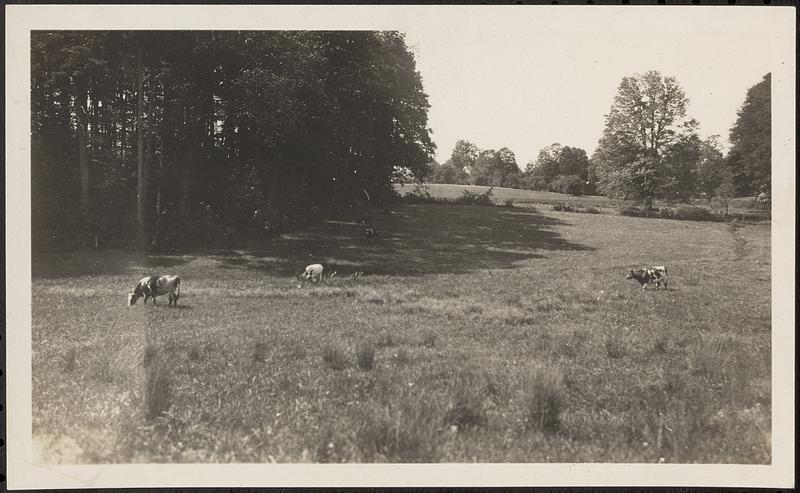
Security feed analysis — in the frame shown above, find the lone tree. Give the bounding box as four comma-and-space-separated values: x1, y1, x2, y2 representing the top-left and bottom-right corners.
590, 71, 698, 209
727, 73, 771, 197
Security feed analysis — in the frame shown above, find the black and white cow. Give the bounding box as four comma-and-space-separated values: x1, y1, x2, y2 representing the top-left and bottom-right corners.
626, 266, 668, 291
128, 275, 181, 306
362, 228, 380, 241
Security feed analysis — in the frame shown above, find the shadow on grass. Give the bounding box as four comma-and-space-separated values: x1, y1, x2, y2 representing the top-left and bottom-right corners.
33, 204, 590, 279
33, 251, 194, 279
220, 204, 591, 277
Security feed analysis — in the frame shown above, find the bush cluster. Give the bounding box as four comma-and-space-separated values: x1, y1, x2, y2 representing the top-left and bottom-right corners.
551, 203, 600, 214
548, 174, 585, 196
619, 205, 725, 222
401, 186, 497, 207
452, 187, 495, 206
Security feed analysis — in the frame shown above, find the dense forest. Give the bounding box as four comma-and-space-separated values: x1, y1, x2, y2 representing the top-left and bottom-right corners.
31, 31, 435, 252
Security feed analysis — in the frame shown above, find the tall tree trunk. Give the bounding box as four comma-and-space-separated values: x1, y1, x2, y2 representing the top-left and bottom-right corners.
178, 105, 194, 218
75, 80, 91, 246
136, 41, 146, 246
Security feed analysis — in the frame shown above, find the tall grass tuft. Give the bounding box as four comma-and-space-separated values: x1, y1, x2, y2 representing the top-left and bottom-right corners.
421, 330, 438, 348
187, 345, 201, 361
652, 335, 670, 355
604, 334, 626, 359
61, 347, 77, 372
444, 367, 490, 430
377, 331, 396, 348
392, 348, 411, 365
143, 344, 173, 420
357, 389, 443, 462
322, 344, 349, 371
252, 341, 267, 363
524, 365, 564, 433
689, 333, 734, 379
356, 344, 377, 371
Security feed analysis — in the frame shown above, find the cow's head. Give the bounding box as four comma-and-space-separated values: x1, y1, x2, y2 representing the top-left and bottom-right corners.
128, 292, 141, 306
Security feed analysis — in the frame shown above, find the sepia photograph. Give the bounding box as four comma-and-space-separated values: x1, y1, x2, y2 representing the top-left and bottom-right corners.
4, 4, 795, 489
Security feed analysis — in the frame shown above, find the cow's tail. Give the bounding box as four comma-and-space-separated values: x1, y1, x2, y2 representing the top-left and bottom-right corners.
175, 277, 181, 298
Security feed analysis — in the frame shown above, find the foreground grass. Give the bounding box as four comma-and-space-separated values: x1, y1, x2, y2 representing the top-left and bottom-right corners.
32, 204, 771, 464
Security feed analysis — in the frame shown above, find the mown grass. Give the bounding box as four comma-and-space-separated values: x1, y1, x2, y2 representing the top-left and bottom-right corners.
32, 200, 771, 464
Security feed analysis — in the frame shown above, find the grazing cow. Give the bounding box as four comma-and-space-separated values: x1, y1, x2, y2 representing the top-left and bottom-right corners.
362, 228, 380, 240
128, 275, 181, 306
626, 266, 668, 291
301, 263, 324, 283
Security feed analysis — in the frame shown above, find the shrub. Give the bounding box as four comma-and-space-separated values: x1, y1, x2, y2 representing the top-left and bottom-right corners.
619, 205, 642, 217
402, 184, 437, 204
524, 365, 564, 433
549, 174, 585, 196
143, 345, 173, 420
453, 187, 494, 206
322, 344, 349, 371
583, 205, 600, 214
674, 206, 721, 222
658, 207, 676, 219
502, 199, 515, 208
552, 202, 578, 213
356, 344, 377, 371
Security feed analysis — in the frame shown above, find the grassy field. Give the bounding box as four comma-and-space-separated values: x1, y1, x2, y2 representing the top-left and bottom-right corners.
32, 200, 771, 464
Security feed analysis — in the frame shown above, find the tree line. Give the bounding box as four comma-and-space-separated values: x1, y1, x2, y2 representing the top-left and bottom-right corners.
32, 31, 435, 251
430, 71, 771, 208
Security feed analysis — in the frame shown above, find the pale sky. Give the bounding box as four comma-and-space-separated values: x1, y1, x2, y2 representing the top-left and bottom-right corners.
400, 7, 777, 167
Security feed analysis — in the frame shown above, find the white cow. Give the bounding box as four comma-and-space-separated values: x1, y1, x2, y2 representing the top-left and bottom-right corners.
128, 275, 182, 306
301, 263, 324, 283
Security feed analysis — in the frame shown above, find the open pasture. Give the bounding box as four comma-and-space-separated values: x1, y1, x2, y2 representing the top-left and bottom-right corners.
32, 203, 771, 464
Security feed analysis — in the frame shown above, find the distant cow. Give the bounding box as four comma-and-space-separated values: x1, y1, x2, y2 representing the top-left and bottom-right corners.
300, 263, 324, 283
626, 266, 668, 291
129, 275, 181, 306
362, 228, 380, 240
